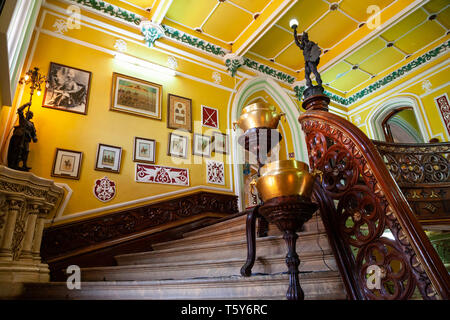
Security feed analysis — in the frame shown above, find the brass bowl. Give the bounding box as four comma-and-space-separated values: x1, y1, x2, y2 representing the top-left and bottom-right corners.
233, 101, 284, 132
252, 160, 320, 202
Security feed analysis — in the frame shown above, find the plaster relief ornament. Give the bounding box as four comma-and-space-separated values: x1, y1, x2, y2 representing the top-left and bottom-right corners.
206, 160, 225, 185
422, 80, 432, 93
114, 39, 128, 52
141, 20, 164, 47
224, 53, 244, 77
53, 19, 68, 35
167, 56, 178, 69
93, 177, 116, 202
212, 71, 222, 84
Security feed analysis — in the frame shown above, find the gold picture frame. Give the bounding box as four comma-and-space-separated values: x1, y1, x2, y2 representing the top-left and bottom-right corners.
111, 73, 162, 119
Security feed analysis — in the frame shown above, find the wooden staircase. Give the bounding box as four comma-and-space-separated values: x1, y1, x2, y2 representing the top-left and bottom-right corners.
16, 213, 346, 300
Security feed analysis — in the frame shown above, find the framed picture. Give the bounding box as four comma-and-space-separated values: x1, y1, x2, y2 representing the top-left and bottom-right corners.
201, 105, 219, 129
168, 133, 188, 159
43, 62, 92, 115
212, 132, 229, 154
167, 94, 192, 132
51, 148, 83, 180
95, 144, 122, 173
133, 137, 156, 164
111, 73, 162, 119
193, 133, 211, 157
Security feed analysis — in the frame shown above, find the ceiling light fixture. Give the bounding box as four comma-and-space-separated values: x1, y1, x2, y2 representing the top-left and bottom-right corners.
289, 18, 299, 29
114, 53, 177, 76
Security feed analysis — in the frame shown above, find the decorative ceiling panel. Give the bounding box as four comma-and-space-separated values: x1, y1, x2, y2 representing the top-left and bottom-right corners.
229, 0, 272, 14
322, 61, 352, 85
125, 0, 156, 9
165, 0, 217, 29
359, 47, 405, 75
249, 26, 293, 59
345, 37, 386, 65
275, 42, 304, 71
395, 20, 446, 54
381, 9, 428, 42
331, 68, 371, 92
423, 0, 449, 14
203, 2, 253, 43
339, 0, 394, 23
306, 10, 358, 50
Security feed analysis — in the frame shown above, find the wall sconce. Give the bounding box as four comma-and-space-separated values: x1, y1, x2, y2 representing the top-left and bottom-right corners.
19, 67, 48, 105
114, 53, 177, 77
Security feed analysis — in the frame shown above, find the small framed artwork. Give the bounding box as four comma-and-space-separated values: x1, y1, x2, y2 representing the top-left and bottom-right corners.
43, 62, 92, 115
212, 132, 229, 154
193, 133, 211, 157
51, 148, 83, 180
111, 73, 162, 119
167, 94, 192, 132
201, 105, 219, 129
133, 137, 156, 164
95, 144, 122, 173
168, 133, 188, 159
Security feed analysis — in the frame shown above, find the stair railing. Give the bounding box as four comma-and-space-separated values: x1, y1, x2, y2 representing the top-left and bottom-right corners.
372, 140, 450, 224
298, 109, 450, 300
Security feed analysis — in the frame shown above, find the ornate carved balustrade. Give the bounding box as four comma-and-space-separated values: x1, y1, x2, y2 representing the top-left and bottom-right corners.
298, 110, 450, 300
0, 165, 64, 286
373, 140, 450, 225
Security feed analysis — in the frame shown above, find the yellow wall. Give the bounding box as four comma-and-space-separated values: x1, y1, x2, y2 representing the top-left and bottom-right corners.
1, 5, 239, 224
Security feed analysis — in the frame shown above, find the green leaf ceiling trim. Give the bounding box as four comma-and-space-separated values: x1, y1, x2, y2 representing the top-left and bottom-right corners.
68, 0, 142, 25
161, 25, 227, 57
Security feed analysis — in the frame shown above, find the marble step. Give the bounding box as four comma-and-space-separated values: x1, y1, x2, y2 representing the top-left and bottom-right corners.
115, 231, 331, 266
153, 213, 325, 251
82, 250, 337, 281
182, 212, 324, 240
19, 271, 346, 300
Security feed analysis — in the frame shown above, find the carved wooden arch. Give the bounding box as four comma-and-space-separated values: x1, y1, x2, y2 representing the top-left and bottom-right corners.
299, 110, 450, 300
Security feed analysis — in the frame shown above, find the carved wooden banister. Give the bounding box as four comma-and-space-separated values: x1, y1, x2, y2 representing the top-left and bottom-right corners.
299, 110, 450, 300
372, 140, 450, 224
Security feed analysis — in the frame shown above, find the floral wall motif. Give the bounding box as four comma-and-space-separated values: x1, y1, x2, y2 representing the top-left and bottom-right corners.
206, 160, 225, 185
135, 164, 189, 186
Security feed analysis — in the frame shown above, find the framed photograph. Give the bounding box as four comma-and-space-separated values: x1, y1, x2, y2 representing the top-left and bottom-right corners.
201, 105, 219, 129
95, 144, 122, 173
212, 132, 229, 154
193, 133, 211, 158
111, 73, 162, 119
167, 94, 192, 132
51, 148, 83, 180
168, 133, 188, 159
43, 62, 92, 115
133, 137, 156, 164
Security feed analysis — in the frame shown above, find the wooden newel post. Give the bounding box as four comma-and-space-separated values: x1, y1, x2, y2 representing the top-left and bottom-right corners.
302, 94, 330, 112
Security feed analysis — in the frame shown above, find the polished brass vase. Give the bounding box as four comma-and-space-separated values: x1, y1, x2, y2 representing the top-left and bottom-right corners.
252, 160, 320, 202
233, 101, 284, 132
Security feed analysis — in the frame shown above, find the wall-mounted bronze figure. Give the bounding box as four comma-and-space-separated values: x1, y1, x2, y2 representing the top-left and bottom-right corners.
7, 102, 38, 171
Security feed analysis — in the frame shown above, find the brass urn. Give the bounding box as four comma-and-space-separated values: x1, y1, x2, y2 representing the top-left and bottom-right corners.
233, 101, 285, 132
251, 160, 321, 202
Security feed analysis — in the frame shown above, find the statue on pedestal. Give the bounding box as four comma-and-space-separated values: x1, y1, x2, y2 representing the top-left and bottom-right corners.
7, 102, 38, 171
290, 19, 326, 100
